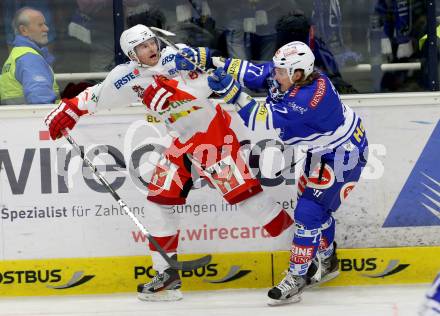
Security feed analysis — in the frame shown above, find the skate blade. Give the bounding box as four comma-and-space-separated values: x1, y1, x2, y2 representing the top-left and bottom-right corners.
138, 289, 183, 302
306, 270, 340, 289
267, 295, 301, 306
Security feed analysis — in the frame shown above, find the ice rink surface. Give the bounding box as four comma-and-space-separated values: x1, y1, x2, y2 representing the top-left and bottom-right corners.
0, 285, 428, 316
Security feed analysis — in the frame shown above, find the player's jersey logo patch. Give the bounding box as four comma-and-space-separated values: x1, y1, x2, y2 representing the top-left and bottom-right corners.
114, 69, 141, 89
132, 84, 145, 99
340, 182, 356, 202
205, 156, 245, 195
309, 78, 326, 108
150, 159, 178, 191
289, 86, 300, 97
290, 244, 314, 264
306, 164, 335, 190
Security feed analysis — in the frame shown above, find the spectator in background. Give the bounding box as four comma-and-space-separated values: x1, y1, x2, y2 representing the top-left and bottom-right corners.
371, 0, 427, 92
2, 0, 56, 51
276, 10, 358, 93
68, 0, 114, 71
169, 1, 219, 49
0, 7, 59, 105
126, 7, 166, 30
311, 0, 362, 67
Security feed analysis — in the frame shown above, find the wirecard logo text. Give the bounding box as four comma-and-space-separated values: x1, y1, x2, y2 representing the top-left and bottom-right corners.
383, 121, 440, 227
0, 138, 306, 196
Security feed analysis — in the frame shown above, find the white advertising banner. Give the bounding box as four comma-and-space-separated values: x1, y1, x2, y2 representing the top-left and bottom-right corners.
0, 102, 439, 260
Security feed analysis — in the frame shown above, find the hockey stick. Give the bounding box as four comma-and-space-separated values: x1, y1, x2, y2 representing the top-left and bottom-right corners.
61, 129, 212, 271
151, 27, 208, 74
274, 155, 307, 177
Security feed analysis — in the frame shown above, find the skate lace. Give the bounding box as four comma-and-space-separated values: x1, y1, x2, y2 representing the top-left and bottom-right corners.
321, 260, 331, 274
277, 271, 300, 294
321, 256, 336, 275
148, 272, 166, 288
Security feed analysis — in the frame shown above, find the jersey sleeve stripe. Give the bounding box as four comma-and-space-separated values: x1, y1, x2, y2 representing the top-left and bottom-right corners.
152, 88, 171, 111
266, 104, 274, 130
249, 102, 260, 130
214, 78, 235, 95
284, 105, 358, 151
226, 59, 242, 81
238, 60, 248, 86
225, 59, 248, 87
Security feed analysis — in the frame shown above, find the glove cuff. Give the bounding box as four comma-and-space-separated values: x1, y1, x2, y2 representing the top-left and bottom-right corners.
196, 47, 213, 70
223, 81, 241, 104
61, 98, 88, 119
224, 58, 244, 81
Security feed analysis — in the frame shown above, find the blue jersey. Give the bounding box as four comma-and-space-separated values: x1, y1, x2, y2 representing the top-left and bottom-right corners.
225, 59, 363, 152
420, 272, 440, 315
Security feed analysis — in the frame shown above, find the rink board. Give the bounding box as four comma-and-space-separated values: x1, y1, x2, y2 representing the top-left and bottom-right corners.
1, 101, 440, 260
0, 246, 438, 296
1, 95, 440, 297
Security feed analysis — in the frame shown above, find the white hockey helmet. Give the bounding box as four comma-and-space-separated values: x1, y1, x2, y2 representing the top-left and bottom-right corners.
273, 41, 315, 80
120, 24, 159, 64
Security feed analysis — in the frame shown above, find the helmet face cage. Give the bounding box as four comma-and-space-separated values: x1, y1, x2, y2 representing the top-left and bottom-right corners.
272, 41, 315, 79
268, 68, 287, 101
269, 81, 287, 101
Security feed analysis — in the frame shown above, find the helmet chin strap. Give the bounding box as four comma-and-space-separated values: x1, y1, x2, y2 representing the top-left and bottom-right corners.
288, 68, 295, 84
288, 68, 306, 84
136, 59, 151, 68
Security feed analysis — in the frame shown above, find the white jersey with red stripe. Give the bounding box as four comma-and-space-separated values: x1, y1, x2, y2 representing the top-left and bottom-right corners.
73, 45, 216, 141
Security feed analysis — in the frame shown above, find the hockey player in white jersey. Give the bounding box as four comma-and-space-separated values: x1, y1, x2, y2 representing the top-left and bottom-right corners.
44, 24, 294, 301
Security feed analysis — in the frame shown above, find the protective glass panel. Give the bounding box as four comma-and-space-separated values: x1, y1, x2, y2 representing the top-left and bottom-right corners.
123, 0, 435, 94
0, 0, 114, 104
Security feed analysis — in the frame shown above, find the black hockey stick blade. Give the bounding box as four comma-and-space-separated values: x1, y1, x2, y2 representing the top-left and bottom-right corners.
172, 254, 213, 271
61, 130, 212, 271
146, 233, 212, 271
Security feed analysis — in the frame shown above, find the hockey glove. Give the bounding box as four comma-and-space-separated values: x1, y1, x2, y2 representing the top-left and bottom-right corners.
175, 47, 212, 71
143, 76, 177, 113
44, 99, 87, 140
208, 67, 241, 104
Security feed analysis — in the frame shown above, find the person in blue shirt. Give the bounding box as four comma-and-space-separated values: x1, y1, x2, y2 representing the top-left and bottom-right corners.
0, 7, 59, 105
176, 41, 368, 305
275, 10, 359, 94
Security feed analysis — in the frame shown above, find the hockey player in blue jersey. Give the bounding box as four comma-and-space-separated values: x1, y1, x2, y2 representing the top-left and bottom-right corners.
177, 41, 369, 305
420, 272, 440, 315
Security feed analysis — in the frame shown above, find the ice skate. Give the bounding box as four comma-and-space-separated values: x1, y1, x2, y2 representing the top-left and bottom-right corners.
267, 271, 307, 306
306, 242, 340, 288
137, 267, 183, 301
